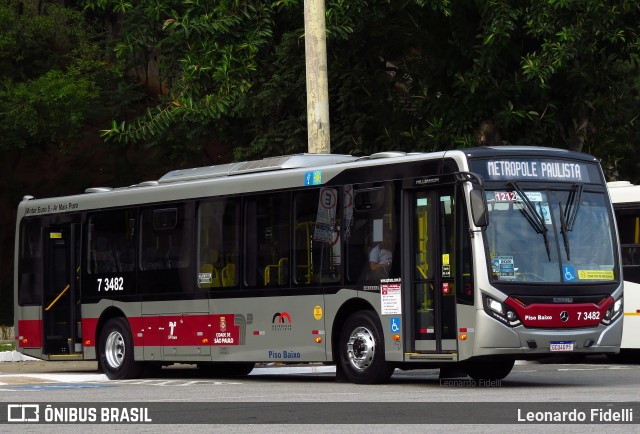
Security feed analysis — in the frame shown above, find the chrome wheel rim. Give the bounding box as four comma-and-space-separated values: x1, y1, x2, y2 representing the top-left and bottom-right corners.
104, 330, 125, 369
346, 326, 375, 372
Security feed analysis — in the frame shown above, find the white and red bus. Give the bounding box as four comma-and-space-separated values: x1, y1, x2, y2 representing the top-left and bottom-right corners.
14, 147, 623, 383
607, 181, 640, 353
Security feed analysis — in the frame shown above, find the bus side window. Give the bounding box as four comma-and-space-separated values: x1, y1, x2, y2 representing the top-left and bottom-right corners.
198, 198, 239, 289
293, 188, 342, 285
623, 247, 640, 266
346, 183, 397, 284
93, 237, 117, 273
615, 210, 640, 284
140, 205, 192, 272
457, 191, 474, 305
88, 209, 136, 274
18, 218, 44, 305
244, 193, 291, 288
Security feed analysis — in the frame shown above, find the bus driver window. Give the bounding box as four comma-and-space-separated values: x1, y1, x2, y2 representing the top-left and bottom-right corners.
369, 220, 393, 279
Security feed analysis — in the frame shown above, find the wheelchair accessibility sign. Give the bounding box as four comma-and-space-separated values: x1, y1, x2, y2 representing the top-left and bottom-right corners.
563, 266, 577, 282
390, 317, 401, 333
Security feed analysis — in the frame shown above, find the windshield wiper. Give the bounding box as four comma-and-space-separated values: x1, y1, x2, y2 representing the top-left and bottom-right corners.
509, 181, 551, 260
559, 184, 583, 260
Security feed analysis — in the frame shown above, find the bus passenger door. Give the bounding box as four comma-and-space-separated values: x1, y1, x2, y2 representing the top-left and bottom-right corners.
408, 188, 457, 353
43, 223, 81, 356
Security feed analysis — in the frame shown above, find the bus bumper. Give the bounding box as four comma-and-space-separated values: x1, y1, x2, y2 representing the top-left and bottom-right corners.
473, 311, 623, 356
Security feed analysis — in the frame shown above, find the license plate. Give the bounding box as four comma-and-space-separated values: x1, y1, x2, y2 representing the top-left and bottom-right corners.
550, 341, 574, 352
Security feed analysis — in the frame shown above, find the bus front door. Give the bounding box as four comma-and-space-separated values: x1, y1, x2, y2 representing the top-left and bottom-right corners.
409, 188, 457, 354
42, 223, 81, 356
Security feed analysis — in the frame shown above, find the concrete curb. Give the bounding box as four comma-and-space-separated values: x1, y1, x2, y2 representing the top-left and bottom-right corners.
0, 351, 37, 362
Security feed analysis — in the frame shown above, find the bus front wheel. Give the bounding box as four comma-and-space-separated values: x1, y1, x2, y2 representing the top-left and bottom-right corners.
338, 311, 394, 384
98, 317, 142, 380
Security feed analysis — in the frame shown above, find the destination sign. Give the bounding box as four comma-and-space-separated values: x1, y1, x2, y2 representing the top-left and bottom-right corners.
470, 158, 596, 183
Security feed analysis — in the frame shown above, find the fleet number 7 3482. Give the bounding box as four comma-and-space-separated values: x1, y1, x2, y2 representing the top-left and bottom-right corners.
97, 277, 124, 292
577, 311, 600, 320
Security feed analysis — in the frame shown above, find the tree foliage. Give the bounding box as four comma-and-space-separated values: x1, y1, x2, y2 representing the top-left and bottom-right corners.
1, 0, 639, 325
83, 0, 640, 180
0, 0, 132, 152
80, 0, 277, 145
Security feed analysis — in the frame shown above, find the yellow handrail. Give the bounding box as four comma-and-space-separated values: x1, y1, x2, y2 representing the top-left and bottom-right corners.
45, 284, 70, 311
264, 257, 289, 285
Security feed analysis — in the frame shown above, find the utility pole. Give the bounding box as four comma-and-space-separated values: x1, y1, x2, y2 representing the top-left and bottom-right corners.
304, 0, 331, 154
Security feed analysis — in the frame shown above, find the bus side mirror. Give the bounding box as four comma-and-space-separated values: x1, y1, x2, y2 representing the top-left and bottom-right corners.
470, 189, 488, 227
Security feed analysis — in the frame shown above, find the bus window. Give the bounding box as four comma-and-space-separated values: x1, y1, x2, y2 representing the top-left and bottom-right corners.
244, 193, 291, 287
485, 189, 615, 283
457, 192, 474, 305
140, 204, 193, 271
614, 209, 640, 284
198, 198, 239, 288
293, 188, 341, 285
18, 218, 43, 305
88, 209, 136, 274
346, 183, 397, 284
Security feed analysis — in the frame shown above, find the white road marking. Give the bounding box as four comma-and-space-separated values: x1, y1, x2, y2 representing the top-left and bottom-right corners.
0, 365, 337, 386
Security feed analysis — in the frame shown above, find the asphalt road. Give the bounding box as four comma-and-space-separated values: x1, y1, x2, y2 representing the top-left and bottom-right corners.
0, 354, 638, 433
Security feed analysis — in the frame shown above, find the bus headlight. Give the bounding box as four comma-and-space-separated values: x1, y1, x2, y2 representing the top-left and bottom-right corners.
487, 298, 503, 315
483, 294, 521, 327
601, 297, 623, 326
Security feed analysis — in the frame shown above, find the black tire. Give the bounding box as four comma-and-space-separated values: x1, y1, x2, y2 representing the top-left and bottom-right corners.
98, 317, 142, 380
338, 310, 394, 384
465, 358, 514, 381
607, 349, 640, 364
142, 362, 164, 378
198, 362, 255, 377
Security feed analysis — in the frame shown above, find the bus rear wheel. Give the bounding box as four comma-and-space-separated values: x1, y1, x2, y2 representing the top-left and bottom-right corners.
465, 358, 514, 381
338, 311, 394, 384
99, 317, 142, 380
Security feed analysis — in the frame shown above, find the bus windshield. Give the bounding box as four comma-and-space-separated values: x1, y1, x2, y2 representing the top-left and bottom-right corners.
485, 187, 616, 283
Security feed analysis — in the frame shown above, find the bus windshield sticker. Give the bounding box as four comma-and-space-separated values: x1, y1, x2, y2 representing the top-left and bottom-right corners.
514, 191, 552, 224
494, 191, 542, 202
563, 266, 577, 282
495, 191, 543, 203
577, 270, 615, 280
541, 204, 551, 224
492, 256, 515, 280
518, 191, 542, 202
494, 191, 517, 202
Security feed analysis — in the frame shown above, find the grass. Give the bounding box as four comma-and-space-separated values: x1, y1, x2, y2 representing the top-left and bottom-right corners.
0, 342, 15, 352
